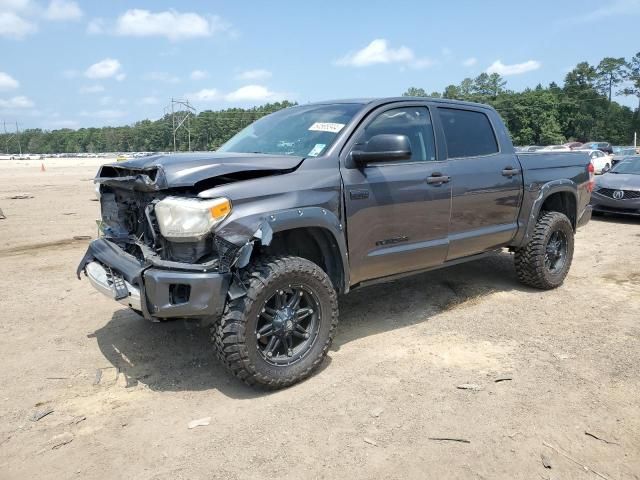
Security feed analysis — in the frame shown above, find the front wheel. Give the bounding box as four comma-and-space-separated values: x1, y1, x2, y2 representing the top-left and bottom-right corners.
212, 255, 339, 389
514, 211, 574, 289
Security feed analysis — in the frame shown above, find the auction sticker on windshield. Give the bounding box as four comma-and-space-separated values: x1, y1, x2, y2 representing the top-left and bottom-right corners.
307, 144, 326, 157
308, 122, 345, 133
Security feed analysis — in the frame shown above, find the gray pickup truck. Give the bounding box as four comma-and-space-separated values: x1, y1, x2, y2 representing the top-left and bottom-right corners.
77, 97, 593, 388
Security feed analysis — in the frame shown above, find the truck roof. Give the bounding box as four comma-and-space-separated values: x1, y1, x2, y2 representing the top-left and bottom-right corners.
306, 96, 496, 111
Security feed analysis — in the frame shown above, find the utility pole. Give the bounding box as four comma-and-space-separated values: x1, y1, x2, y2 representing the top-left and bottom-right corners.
166, 98, 196, 152
15, 122, 22, 155
3, 121, 9, 154
171, 98, 176, 152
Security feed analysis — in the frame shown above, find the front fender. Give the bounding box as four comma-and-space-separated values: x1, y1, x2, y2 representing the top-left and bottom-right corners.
265, 207, 350, 292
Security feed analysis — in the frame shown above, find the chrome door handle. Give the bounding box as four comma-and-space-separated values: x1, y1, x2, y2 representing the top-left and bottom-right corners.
502, 167, 520, 177
427, 173, 450, 184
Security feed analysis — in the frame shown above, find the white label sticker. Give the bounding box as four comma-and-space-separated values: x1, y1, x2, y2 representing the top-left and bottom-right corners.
308, 122, 345, 133
308, 144, 326, 157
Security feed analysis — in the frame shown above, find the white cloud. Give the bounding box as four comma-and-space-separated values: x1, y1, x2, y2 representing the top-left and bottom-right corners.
0, 95, 34, 108
144, 71, 180, 83
140, 96, 159, 105
224, 84, 283, 102
575, 0, 640, 22
114, 9, 230, 41
190, 69, 208, 80
86, 17, 104, 34
79, 84, 104, 94
462, 57, 478, 67
188, 88, 219, 102
336, 39, 431, 69
85, 58, 123, 80
486, 59, 541, 76
0, 72, 19, 90
0, 0, 31, 10
44, 0, 82, 21
0, 11, 37, 38
236, 69, 272, 81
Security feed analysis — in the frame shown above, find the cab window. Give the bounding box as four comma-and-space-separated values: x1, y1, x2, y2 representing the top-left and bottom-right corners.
356, 107, 437, 162
438, 107, 499, 158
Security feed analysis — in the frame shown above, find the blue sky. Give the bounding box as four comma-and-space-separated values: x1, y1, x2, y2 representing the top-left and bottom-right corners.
1, 0, 639, 130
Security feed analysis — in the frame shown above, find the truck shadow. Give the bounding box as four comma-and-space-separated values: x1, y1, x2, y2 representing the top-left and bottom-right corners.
92, 251, 530, 399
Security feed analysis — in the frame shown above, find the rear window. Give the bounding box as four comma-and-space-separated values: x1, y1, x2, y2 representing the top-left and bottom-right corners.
438, 108, 499, 158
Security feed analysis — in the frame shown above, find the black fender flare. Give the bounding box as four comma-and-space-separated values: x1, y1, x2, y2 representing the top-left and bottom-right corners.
512, 180, 579, 247
265, 206, 350, 292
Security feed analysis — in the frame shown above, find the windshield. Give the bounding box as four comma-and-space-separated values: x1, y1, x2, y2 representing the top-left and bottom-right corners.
615, 148, 636, 156
610, 157, 640, 174
218, 103, 363, 157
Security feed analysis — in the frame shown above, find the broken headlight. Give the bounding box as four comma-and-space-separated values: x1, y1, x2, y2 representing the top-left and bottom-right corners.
154, 197, 231, 242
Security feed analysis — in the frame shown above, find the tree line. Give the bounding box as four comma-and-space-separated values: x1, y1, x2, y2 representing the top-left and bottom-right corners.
403, 53, 640, 146
1, 101, 296, 154
1, 53, 639, 154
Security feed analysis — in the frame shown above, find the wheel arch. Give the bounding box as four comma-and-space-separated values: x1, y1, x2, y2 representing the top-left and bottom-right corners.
253, 207, 349, 293
514, 181, 579, 248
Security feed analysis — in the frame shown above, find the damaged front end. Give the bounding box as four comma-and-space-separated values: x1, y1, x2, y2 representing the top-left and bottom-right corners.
77, 158, 277, 321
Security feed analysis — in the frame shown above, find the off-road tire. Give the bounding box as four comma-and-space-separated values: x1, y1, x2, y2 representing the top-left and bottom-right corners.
514, 211, 574, 290
212, 255, 339, 389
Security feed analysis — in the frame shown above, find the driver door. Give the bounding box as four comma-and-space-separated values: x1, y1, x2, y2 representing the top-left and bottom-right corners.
340, 104, 452, 285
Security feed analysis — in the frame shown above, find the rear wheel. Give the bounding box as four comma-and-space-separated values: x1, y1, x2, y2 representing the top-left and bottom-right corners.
212, 255, 339, 389
514, 211, 574, 289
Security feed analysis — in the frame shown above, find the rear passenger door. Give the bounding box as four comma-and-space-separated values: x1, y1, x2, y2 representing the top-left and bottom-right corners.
434, 106, 522, 260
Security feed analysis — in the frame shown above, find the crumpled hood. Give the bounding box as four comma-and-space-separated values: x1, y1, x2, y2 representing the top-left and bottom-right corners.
96, 152, 304, 191
596, 173, 640, 190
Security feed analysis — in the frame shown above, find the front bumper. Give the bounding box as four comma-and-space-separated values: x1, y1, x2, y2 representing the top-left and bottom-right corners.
590, 192, 640, 216
77, 239, 231, 320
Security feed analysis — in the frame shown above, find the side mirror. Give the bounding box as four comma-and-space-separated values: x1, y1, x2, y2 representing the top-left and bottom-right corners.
351, 134, 412, 165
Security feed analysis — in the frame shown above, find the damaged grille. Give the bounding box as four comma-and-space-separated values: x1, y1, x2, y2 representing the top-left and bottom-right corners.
100, 189, 158, 244
99, 186, 233, 270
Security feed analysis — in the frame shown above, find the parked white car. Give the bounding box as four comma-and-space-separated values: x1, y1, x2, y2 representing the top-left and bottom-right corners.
540, 145, 572, 152
585, 149, 612, 174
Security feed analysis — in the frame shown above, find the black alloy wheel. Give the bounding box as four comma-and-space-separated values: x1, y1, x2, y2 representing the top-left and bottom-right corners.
212, 255, 339, 389
544, 230, 568, 274
255, 285, 320, 366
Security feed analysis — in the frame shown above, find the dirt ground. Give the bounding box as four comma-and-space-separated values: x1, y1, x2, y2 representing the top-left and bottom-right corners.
0, 158, 639, 479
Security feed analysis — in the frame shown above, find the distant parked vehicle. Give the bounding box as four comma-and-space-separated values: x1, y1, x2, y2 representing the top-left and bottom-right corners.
580, 142, 613, 154
612, 148, 638, 167
591, 156, 640, 216
11, 154, 44, 160
585, 149, 612, 174
564, 142, 583, 150
541, 145, 571, 152
519, 145, 545, 152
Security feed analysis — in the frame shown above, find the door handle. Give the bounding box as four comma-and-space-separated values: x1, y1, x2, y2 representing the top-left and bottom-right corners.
426, 173, 450, 184
502, 167, 520, 177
